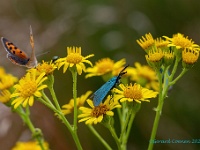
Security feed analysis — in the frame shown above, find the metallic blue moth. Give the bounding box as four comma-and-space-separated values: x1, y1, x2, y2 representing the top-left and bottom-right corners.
91, 65, 129, 106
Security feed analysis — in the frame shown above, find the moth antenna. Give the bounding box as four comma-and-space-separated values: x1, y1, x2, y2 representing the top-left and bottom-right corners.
119, 64, 129, 76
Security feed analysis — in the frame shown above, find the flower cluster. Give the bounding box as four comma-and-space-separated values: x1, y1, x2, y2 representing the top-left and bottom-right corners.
11, 69, 48, 109
0, 30, 198, 150
0, 67, 18, 103
137, 33, 199, 69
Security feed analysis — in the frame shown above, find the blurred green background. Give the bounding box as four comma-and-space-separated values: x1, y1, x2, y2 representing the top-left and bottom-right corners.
0, 0, 200, 150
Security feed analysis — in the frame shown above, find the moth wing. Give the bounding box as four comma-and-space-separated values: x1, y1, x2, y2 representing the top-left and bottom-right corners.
92, 77, 117, 106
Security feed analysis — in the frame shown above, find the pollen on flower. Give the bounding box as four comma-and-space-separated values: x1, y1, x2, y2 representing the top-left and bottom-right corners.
182, 48, 199, 64
36, 60, 57, 75
155, 37, 169, 48
96, 58, 115, 74
66, 50, 83, 64
163, 33, 199, 50
136, 33, 155, 50
145, 49, 164, 62
85, 58, 125, 78
114, 83, 158, 103
124, 85, 143, 100
21, 81, 37, 98
11, 69, 47, 109
91, 105, 109, 117
57, 46, 94, 74
78, 96, 120, 124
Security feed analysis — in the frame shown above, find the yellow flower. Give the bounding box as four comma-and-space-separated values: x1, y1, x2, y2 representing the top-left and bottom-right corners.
78, 95, 121, 124
129, 62, 159, 91
57, 47, 94, 75
0, 67, 6, 78
182, 48, 199, 67
11, 69, 48, 109
0, 74, 18, 90
36, 60, 57, 75
12, 141, 49, 150
155, 37, 169, 48
145, 48, 164, 69
85, 58, 126, 78
62, 91, 92, 115
0, 67, 18, 103
114, 83, 158, 103
145, 48, 164, 62
136, 33, 155, 51
164, 50, 174, 66
163, 33, 199, 50
0, 90, 11, 103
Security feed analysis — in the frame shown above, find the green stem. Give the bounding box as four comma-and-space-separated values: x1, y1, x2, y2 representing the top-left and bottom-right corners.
148, 71, 164, 150
169, 56, 179, 81
169, 68, 188, 85
38, 97, 82, 150
41, 91, 57, 110
71, 68, 78, 131
88, 125, 112, 150
70, 67, 82, 150
107, 124, 121, 150
120, 103, 141, 150
47, 75, 61, 111
16, 106, 45, 150
125, 103, 141, 143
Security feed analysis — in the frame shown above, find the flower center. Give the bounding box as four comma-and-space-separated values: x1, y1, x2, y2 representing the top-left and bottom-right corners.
146, 49, 164, 62
37, 62, 55, 75
66, 53, 82, 64
91, 105, 109, 117
124, 85, 143, 100
21, 81, 37, 98
96, 58, 114, 74
182, 49, 199, 64
137, 33, 154, 50
173, 34, 194, 48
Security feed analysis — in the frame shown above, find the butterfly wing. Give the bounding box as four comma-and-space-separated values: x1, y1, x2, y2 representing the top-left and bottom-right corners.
7, 53, 29, 66
1, 37, 30, 66
91, 77, 117, 106
25, 26, 37, 68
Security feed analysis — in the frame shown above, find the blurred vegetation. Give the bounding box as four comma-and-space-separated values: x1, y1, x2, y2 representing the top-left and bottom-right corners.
0, 0, 200, 150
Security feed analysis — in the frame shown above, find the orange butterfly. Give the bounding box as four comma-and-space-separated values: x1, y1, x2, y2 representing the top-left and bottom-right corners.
1, 26, 37, 68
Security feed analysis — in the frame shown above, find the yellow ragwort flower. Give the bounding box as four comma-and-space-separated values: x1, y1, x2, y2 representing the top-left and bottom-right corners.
129, 62, 159, 91
182, 48, 199, 65
145, 48, 164, 62
57, 47, 94, 75
0, 90, 11, 103
155, 37, 169, 48
164, 50, 174, 66
62, 91, 92, 115
85, 58, 126, 78
78, 95, 121, 125
0, 67, 18, 103
11, 69, 48, 109
114, 83, 158, 103
12, 141, 49, 150
163, 33, 199, 50
36, 60, 57, 75
0, 74, 18, 90
136, 33, 155, 50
